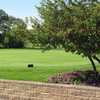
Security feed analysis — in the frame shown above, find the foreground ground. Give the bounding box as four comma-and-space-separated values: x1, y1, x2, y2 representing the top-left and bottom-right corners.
0, 80, 98, 100
0, 49, 98, 82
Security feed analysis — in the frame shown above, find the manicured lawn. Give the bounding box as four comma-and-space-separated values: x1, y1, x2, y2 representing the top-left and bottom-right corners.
0, 49, 98, 82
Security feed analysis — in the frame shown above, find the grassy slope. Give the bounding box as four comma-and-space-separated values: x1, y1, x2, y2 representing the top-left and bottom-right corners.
0, 49, 97, 82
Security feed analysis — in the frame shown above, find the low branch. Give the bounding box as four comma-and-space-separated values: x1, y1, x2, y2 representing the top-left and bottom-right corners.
93, 55, 100, 63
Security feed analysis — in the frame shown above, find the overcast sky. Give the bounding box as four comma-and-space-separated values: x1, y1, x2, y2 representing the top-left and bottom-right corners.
0, 0, 41, 19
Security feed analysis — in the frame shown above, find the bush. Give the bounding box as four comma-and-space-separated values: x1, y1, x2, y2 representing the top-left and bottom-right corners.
48, 71, 85, 84
48, 70, 100, 86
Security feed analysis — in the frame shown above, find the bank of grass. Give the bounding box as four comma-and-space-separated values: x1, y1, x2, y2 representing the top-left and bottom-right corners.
0, 49, 99, 82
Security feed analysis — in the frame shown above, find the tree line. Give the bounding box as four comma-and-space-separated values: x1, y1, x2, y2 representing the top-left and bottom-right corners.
0, 9, 38, 48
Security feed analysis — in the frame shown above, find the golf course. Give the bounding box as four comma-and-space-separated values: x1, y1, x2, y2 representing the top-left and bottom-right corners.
0, 49, 98, 82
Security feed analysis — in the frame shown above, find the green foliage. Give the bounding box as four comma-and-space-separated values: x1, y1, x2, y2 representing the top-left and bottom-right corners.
0, 9, 9, 45
4, 19, 29, 48
0, 9, 32, 48
32, 0, 100, 72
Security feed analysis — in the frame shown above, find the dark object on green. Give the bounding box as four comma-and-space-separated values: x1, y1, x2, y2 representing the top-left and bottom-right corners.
28, 64, 34, 68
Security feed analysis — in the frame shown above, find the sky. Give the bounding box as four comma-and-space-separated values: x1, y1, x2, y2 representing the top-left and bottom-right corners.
0, 0, 42, 19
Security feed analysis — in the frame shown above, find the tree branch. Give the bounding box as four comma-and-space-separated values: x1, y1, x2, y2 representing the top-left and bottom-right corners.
93, 55, 100, 63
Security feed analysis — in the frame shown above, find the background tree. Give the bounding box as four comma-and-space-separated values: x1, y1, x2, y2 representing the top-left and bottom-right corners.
4, 18, 29, 48
26, 17, 44, 48
0, 9, 9, 47
0, 9, 31, 48
32, 0, 100, 73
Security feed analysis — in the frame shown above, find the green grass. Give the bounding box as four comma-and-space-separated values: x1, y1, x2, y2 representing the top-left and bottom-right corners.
0, 49, 98, 82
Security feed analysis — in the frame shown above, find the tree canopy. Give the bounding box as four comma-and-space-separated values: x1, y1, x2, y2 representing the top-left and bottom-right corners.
32, 0, 100, 72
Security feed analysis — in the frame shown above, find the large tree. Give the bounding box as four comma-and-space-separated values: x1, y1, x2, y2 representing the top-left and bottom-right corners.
32, 0, 100, 73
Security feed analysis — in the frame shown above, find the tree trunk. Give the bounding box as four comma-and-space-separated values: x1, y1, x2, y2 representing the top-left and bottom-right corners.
93, 55, 100, 63
88, 56, 99, 85
88, 56, 97, 73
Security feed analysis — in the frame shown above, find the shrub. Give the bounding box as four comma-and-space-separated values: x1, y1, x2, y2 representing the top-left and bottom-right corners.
48, 70, 100, 86
48, 71, 85, 84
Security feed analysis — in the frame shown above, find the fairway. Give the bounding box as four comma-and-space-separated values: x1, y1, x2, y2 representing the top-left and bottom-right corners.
0, 49, 94, 82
